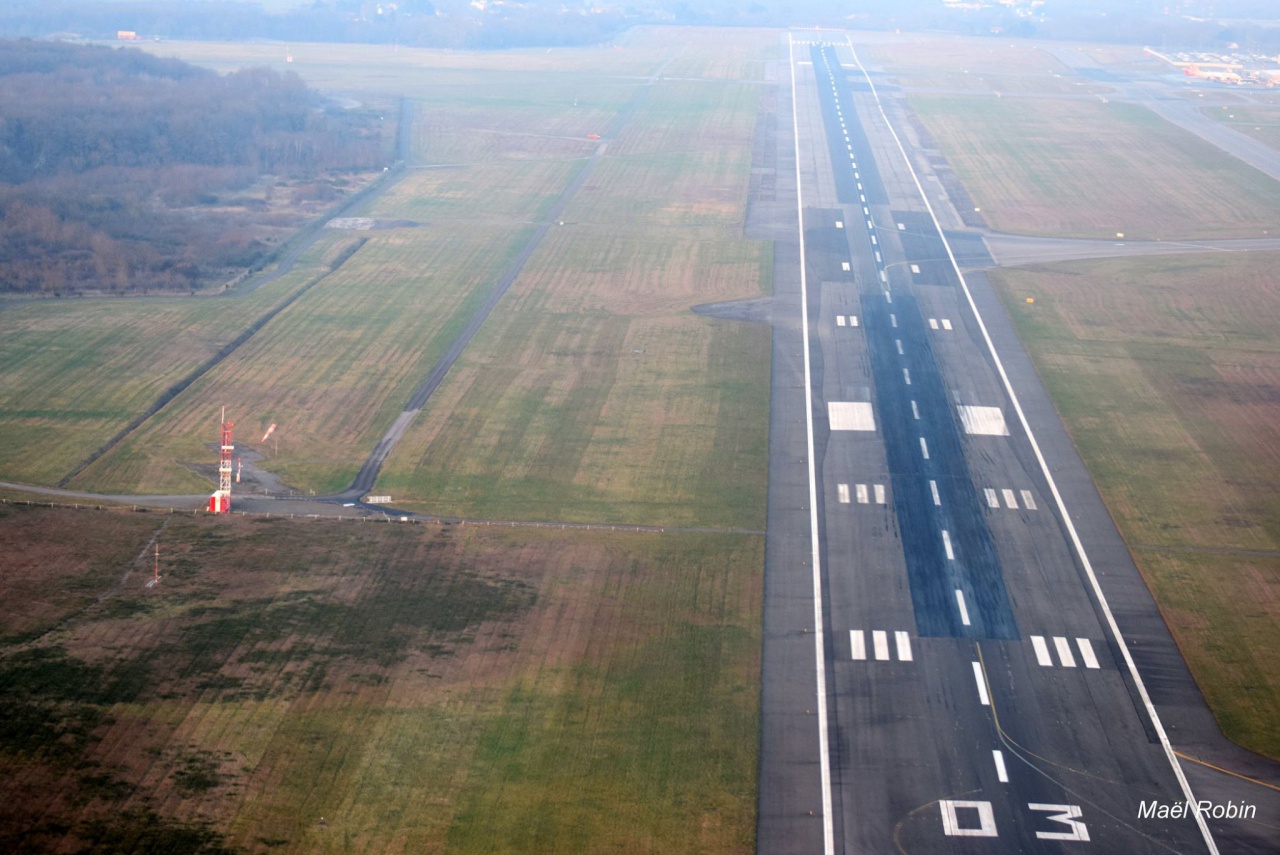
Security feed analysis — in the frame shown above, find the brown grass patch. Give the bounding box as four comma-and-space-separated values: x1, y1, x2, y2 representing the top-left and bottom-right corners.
910, 95, 1280, 238
0, 506, 761, 852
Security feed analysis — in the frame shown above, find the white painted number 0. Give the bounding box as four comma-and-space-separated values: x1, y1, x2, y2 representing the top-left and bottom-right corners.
939, 800, 998, 837
1029, 803, 1090, 842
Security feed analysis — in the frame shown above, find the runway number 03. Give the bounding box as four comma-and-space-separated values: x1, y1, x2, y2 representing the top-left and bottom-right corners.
939, 800, 1090, 842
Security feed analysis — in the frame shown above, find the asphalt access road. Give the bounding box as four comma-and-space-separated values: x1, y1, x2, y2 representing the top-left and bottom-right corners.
756, 34, 1279, 855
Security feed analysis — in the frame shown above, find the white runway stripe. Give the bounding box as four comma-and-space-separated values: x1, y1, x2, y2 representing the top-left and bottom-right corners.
837, 483, 850, 504
929, 318, 939, 330
993, 750, 1009, 783
896, 339, 904, 355
1021, 490, 1037, 510
873, 630, 889, 661
850, 630, 866, 660
904, 368, 912, 385
920, 436, 930, 459
1002, 488, 1018, 509
850, 315, 859, 327
874, 483, 885, 504
942, 318, 952, 330
895, 631, 913, 661
973, 661, 990, 705
1031, 635, 1053, 667
941, 528, 953, 559
856, 483, 869, 504
911, 400, 920, 420
930, 480, 941, 505
956, 589, 971, 626
984, 488, 999, 508
1077, 638, 1101, 669
837, 315, 846, 327
1054, 635, 1077, 668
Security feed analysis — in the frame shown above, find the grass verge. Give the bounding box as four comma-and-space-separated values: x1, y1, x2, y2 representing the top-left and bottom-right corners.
909, 94, 1280, 239
991, 252, 1280, 757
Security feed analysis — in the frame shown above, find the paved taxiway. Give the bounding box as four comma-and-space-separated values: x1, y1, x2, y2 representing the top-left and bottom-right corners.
757, 34, 1279, 854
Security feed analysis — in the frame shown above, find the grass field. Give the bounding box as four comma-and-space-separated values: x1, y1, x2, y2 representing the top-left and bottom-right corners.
868, 36, 1114, 96
1202, 103, 1280, 154
0, 234, 358, 487
991, 253, 1280, 757
375, 72, 772, 528
70, 223, 535, 496
0, 505, 762, 853
0, 29, 776, 514
908, 94, 1280, 239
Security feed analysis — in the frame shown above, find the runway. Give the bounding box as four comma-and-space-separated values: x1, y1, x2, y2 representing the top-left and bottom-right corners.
757, 34, 1279, 854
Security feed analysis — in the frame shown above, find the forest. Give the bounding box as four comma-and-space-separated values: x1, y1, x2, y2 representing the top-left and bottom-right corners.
0, 40, 388, 295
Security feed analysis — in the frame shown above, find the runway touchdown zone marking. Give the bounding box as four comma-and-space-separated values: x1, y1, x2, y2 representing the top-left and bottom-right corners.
850, 629, 913, 662
1031, 635, 1101, 669
828, 401, 876, 431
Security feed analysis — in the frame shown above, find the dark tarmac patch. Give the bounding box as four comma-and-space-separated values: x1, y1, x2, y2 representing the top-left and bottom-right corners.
691, 297, 774, 325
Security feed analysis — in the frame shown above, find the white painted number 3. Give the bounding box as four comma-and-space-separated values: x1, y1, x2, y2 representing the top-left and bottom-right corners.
940, 801, 1089, 842
1029, 803, 1090, 841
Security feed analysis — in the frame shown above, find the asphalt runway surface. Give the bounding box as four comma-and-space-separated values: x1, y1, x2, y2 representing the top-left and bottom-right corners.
757, 34, 1279, 854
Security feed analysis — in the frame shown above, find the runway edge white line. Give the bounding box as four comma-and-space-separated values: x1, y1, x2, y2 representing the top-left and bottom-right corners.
843, 34, 1218, 854
790, 33, 836, 855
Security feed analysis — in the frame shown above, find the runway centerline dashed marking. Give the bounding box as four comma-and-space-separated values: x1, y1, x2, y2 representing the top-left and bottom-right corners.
930, 479, 941, 505
972, 662, 990, 706
911, 400, 920, 420
993, 750, 1009, 783
941, 528, 954, 559
956, 589, 971, 626
920, 436, 930, 460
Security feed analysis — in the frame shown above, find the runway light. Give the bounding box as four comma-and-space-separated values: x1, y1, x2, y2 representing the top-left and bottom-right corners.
1026, 297, 1035, 304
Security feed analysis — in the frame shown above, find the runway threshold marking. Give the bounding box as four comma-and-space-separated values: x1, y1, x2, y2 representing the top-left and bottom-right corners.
1021, 490, 1037, 509
845, 37, 1220, 851
837, 315, 846, 327
837, 483, 850, 504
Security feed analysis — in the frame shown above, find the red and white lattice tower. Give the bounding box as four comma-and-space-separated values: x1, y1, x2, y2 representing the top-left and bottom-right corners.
208, 407, 234, 514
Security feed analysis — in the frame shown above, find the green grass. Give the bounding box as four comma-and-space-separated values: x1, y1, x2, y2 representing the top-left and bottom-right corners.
991, 253, 1280, 757
910, 94, 1280, 239
0, 507, 762, 853
70, 223, 535, 496
0, 236, 351, 487
376, 230, 772, 528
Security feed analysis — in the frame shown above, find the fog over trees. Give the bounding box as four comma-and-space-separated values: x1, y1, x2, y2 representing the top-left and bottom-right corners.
0, 40, 387, 295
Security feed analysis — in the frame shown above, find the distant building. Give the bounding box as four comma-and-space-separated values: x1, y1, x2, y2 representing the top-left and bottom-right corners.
117, 31, 141, 41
